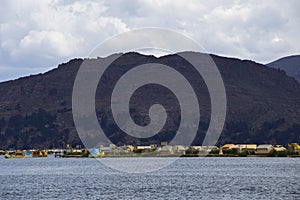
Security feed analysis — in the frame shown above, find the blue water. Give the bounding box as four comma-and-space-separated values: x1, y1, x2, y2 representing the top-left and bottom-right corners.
0, 156, 299, 199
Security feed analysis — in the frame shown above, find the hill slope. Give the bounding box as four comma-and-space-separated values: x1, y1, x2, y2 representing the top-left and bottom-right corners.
0, 52, 300, 149
267, 55, 300, 83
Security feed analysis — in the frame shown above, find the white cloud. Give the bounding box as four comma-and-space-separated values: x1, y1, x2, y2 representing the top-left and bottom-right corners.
0, 0, 299, 81
16, 30, 81, 58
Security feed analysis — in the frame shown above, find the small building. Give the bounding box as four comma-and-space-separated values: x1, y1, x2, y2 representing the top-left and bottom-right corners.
256, 144, 274, 155
221, 144, 235, 150
288, 143, 300, 154
173, 145, 189, 152
219, 148, 223, 155
125, 145, 135, 152
243, 144, 257, 151
230, 145, 241, 151
150, 144, 157, 149
274, 145, 286, 152
201, 146, 219, 153
99, 147, 112, 153
72, 149, 83, 153
157, 145, 173, 154
136, 146, 152, 150
191, 146, 203, 151
161, 141, 168, 146
231, 144, 257, 152
134, 146, 153, 153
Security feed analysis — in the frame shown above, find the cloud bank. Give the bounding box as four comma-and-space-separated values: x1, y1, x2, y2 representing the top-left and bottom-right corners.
0, 0, 299, 81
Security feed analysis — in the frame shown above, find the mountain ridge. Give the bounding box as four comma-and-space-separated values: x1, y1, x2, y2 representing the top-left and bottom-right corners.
0, 52, 300, 149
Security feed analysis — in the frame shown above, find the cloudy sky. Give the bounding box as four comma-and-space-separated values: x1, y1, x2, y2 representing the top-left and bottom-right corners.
0, 0, 299, 81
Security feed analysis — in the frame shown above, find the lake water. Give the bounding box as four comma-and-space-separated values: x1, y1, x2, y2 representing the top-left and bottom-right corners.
0, 156, 299, 199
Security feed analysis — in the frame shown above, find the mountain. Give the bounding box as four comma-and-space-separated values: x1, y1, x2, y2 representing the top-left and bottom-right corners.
0, 52, 300, 149
267, 55, 300, 83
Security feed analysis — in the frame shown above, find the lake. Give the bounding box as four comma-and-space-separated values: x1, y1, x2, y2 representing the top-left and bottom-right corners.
0, 156, 299, 199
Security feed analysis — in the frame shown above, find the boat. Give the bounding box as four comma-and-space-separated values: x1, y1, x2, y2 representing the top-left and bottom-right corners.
54, 151, 63, 158
5, 150, 27, 158
31, 150, 48, 157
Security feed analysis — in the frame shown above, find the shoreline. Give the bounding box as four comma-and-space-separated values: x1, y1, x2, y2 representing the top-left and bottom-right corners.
1, 154, 300, 158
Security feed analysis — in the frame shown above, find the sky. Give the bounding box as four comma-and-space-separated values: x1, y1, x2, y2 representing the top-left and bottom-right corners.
0, 0, 299, 81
